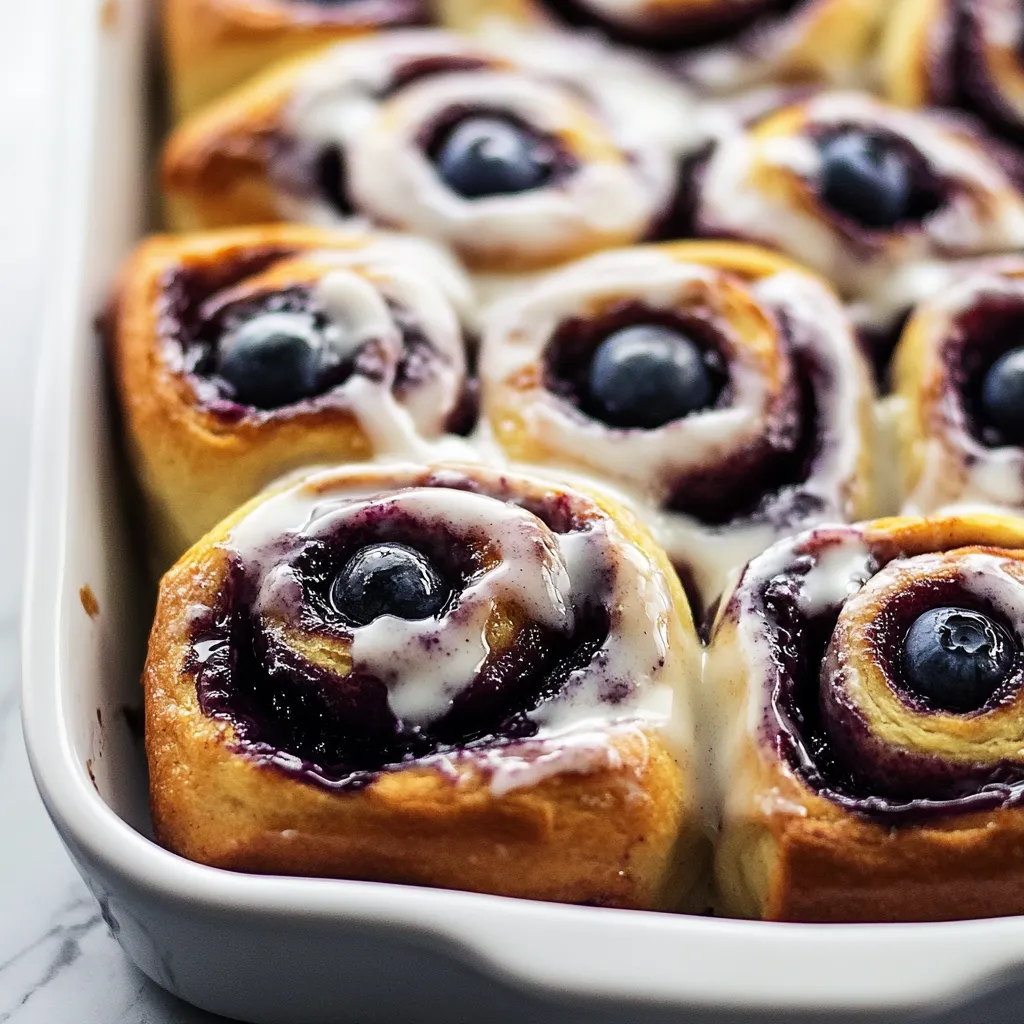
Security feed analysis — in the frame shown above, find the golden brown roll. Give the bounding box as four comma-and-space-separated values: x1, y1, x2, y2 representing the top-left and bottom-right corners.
438, 0, 886, 95
692, 91, 1024, 368
145, 461, 707, 909
881, 0, 1024, 151
706, 512, 1024, 922
479, 241, 876, 611
108, 223, 475, 567
894, 257, 1024, 514
161, 29, 703, 273
163, 0, 428, 119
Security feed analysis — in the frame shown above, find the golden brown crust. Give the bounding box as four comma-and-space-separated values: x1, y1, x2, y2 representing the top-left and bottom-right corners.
710, 512, 1024, 922
163, 0, 426, 119
161, 58, 303, 230
109, 223, 466, 569
879, 0, 943, 108
145, 465, 706, 909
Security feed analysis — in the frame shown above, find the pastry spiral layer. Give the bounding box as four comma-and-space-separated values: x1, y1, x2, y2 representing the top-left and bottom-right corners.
161, 29, 701, 273
438, 0, 885, 95
109, 224, 475, 566
163, 0, 428, 118
706, 513, 1024, 922
480, 242, 875, 609
895, 259, 1024, 514
145, 462, 705, 908
882, 0, 1024, 151
693, 91, 1024, 361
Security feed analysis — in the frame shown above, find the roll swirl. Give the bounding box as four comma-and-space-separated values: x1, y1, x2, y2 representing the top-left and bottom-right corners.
480, 241, 875, 608
707, 513, 1024, 921
161, 29, 702, 272
109, 224, 475, 565
693, 91, 1024, 362
145, 462, 705, 908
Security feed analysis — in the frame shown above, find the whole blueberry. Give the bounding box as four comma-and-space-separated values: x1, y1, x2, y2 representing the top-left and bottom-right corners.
901, 607, 1015, 712
982, 347, 1024, 443
330, 543, 449, 626
217, 311, 324, 410
586, 324, 716, 430
818, 130, 918, 230
433, 116, 556, 199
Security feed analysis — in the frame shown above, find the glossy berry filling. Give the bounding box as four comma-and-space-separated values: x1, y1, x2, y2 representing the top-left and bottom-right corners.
190, 486, 611, 789
757, 547, 1024, 821
901, 607, 1015, 712
816, 129, 943, 230
544, 301, 826, 527
428, 115, 562, 200
330, 542, 450, 625
586, 324, 717, 430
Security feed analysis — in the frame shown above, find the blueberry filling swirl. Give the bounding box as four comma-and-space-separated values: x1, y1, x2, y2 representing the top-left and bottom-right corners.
156, 237, 475, 441
723, 526, 1024, 822
481, 246, 871, 605
187, 467, 679, 789
694, 93, 1024, 348
272, 31, 699, 268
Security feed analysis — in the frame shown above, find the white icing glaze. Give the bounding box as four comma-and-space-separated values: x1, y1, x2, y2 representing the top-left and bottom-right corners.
281, 30, 701, 268
697, 92, 1024, 331
892, 552, 1024, 621
480, 246, 871, 606
223, 465, 689, 788
302, 236, 473, 457
900, 267, 1024, 513
797, 540, 874, 613
979, 0, 1023, 53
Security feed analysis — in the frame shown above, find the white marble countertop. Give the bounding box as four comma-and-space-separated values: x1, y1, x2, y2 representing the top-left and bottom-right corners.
0, 1, 220, 1019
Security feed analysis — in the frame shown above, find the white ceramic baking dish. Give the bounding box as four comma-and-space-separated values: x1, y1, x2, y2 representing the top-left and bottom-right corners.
21, 0, 1024, 1021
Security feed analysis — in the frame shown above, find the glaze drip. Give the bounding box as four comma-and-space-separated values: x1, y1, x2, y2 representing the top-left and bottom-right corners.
189, 466, 680, 790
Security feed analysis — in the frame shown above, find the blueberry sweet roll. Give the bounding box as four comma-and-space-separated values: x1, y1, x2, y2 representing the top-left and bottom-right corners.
707, 513, 1024, 922
438, 0, 886, 95
479, 242, 875, 610
109, 224, 474, 566
693, 92, 1024, 364
894, 259, 1024, 514
161, 29, 701, 274
145, 463, 706, 908
163, 0, 428, 118
881, 0, 1024, 152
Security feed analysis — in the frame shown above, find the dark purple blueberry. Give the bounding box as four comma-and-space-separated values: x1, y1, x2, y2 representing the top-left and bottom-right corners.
982, 347, 1024, 444
818, 130, 917, 230
901, 607, 1014, 712
330, 543, 449, 626
433, 116, 556, 199
586, 324, 715, 430
217, 311, 324, 410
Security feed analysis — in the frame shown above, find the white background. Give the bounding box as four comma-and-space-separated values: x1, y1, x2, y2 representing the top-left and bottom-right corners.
0, 0, 219, 1018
